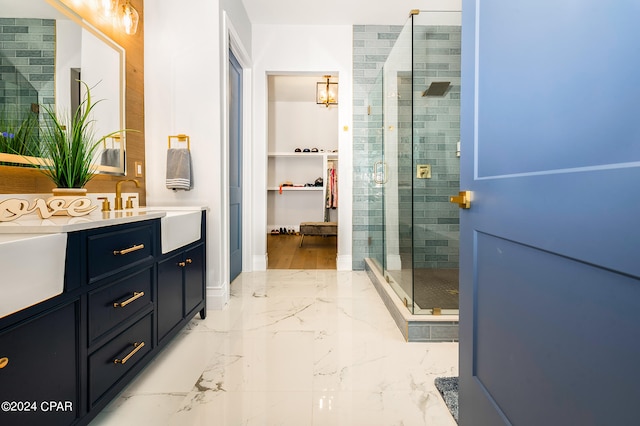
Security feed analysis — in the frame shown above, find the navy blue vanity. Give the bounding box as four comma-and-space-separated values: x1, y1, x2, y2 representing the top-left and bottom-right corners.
0, 209, 206, 425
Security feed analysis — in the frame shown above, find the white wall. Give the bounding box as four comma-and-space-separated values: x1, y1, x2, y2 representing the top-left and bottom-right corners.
145, 0, 252, 309
268, 101, 338, 152
55, 20, 81, 112
252, 25, 353, 271
56, 17, 124, 165
80, 28, 121, 138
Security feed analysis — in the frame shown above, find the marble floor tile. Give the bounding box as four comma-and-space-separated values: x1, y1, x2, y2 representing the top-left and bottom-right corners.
90, 271, 458, 425
90, 393, 188, 426
311, 390, 457, 426
171, 391, 313, 426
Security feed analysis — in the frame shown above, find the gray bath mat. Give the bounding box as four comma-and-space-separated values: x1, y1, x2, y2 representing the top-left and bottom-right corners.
435, 376, 459, 423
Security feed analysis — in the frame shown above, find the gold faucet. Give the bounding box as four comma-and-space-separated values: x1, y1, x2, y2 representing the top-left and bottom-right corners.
115, 179, 140, 210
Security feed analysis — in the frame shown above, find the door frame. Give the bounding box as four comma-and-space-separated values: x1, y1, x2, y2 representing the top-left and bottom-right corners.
222, 12, 252, 287
228, 48, 243, 282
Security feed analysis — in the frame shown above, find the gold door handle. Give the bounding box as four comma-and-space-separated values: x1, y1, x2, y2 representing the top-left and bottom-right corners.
0, 357, 8, 369
450, 191, 471, 209
178, 261, 186, 267
113, 243, 145, 256
113, 342, 145, 365
186, 258, 193, 264
113, 291, 145, 308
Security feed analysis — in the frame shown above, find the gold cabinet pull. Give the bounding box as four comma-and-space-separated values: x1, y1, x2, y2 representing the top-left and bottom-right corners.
113, 342, 145, 365
178, 258, 193, 268
113, 243, 145, 256
113, 244, 144, 256
113, 291, 145, 308
0, 357, 8, 369
450, 191, 472, 209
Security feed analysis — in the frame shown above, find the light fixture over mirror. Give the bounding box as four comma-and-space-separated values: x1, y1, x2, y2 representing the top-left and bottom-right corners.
95, 0, 118, 18
316, 75, 338, 108
119, 0, 139, 35
90, 0, 139, 35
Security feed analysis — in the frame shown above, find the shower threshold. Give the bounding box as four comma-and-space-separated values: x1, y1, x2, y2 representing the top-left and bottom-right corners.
365, 258, 459, 342
385, 267, 459, 313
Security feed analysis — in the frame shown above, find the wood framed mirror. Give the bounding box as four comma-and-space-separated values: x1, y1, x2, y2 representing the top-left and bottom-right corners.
0, 0, 126, 175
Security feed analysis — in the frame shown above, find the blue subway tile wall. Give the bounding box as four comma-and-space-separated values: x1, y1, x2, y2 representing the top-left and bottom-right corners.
352, 25, 404, 270
352, 24, 460, 271
411, 25, 461, 270
0, 18, 55, 120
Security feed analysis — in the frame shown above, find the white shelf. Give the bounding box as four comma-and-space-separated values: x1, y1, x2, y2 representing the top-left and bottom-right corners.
267, 186, 323, 191
268, 152, 338, 158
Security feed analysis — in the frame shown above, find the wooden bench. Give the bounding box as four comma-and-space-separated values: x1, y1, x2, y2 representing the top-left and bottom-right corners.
299, 221, 337, 247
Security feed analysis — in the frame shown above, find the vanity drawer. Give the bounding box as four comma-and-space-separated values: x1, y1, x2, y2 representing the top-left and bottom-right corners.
0, 301, 78, 426
87, 222, 155, 283
87, 267, 153, 344
89, 313, 152, 407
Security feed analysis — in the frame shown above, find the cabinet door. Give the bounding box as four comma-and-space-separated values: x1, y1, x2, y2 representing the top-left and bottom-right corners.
0, 302, 78, 426
184, 244, 205, 316
157, 252, 184, 342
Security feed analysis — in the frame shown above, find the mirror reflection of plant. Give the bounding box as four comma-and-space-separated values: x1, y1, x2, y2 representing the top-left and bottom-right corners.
0, 110, 40, 166
39, 81, 124, 189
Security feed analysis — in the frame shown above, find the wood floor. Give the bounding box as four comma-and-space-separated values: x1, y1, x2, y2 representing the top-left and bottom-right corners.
267, 234, 337, 269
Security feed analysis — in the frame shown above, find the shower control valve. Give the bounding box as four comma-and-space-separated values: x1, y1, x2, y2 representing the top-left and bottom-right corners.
416, 164, 431, 179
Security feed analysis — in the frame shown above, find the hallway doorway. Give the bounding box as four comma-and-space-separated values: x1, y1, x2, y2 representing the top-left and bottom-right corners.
265, 74, 340, 270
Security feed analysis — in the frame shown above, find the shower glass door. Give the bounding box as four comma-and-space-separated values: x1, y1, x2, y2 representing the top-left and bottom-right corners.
411, 11, 461, 314
382, 19, 415, 309
368, 11, 461, 315
368, 71, 385, 272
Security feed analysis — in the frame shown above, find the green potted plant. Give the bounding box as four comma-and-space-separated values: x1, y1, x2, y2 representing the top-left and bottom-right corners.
39, 80, 122, 194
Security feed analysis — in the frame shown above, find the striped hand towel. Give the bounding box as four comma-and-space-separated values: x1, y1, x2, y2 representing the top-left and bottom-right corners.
166, 148, 193, 190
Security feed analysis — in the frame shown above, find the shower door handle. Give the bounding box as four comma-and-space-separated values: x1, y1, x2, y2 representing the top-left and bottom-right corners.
450, 191, 472, 209
373, 161, 388, 184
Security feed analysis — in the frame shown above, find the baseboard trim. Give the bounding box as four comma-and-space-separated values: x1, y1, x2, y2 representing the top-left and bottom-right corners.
337, 254, 352, 271
253, 254, 267, 271
206, 285, 229, 310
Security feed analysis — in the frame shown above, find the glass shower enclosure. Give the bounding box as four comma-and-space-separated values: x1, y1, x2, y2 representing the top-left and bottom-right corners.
368, 10, 461, 315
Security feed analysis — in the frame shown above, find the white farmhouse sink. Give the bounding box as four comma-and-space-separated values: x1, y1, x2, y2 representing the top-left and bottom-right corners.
159, 210, 202, 254
137, 208, 202, 254
0, 233, 67, 319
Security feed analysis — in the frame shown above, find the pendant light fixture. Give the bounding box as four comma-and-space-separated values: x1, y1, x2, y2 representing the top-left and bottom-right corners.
316, 75, 338, 108
120, 0, 139, 35
95, 0, 118, 18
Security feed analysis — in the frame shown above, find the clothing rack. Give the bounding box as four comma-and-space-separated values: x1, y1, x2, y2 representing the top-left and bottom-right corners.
325, 160, 337, 222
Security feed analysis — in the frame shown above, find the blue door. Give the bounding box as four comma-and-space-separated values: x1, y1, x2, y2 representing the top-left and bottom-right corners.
459, 1, 640, 424
229, 50, 242, 282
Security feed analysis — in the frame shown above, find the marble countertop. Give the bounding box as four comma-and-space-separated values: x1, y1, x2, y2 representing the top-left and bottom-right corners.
0, 206, 207, 234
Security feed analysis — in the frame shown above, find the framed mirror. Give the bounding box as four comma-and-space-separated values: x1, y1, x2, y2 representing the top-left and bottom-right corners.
0, 0, 126, 175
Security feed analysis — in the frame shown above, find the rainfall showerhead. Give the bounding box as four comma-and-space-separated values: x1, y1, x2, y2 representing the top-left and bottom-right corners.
422, 81, 451, 97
